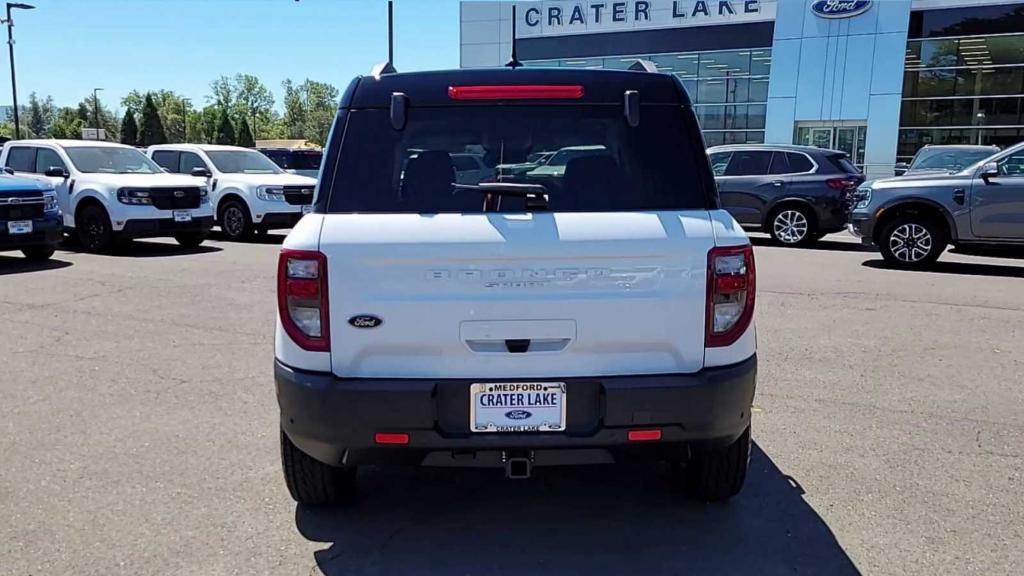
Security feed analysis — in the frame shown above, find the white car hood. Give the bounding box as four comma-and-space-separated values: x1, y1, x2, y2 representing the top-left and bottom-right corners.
78, 172, 204, 188
217, 173, 316, 187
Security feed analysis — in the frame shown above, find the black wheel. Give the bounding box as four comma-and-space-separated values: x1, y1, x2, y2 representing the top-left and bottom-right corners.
879, 215, 946, 269
768, 205, 817, 246
21, 246, 55, 261
174, 232, 208, 248
281, 429, 357, 506
219, 200, 253, 241
76, 204, 115, 253
683, 425, 751, 502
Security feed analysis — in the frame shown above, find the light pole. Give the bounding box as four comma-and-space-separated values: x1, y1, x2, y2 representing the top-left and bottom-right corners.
181, 97, 191, 142
92, 87, 103, 139
3, 2, 34, 140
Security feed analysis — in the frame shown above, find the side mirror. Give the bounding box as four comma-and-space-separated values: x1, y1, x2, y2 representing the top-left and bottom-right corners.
190, 167, 212, 178
894, 162, 909, 176
980, 161, 999, 183
44, 166, 69, 178
3, 166, 14, 175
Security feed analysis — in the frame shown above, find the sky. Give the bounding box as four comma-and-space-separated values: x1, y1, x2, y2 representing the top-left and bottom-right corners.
4, 0, 461, 113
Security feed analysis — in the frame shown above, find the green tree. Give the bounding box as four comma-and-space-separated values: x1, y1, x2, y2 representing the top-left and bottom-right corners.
50, 107, 85, 139
138, 94, 167, 146
26, 92, 56, 138
120, 109, 139, 146
282, 79, 339, 146
122, 90, 190, 142
236, 115, 255, 147
208, 74, 274, 140
214, 108, 235, 145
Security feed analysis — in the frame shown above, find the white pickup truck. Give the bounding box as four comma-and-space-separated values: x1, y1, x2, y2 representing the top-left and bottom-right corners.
148, 144, 317, 241
1, 140, 214, 251
274, 67, 757, 505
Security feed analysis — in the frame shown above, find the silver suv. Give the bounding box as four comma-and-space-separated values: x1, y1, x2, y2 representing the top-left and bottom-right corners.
849, 142, 1024, 267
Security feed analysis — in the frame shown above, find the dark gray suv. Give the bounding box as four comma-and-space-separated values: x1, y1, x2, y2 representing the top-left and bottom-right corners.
849, 142, 1024, 267
708, 144, 863, 245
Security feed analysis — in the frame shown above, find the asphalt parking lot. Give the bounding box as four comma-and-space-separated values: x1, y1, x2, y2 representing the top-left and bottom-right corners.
1, 232, 1022, 576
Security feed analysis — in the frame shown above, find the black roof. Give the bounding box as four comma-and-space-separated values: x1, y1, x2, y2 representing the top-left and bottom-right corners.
342, 67, 689, 109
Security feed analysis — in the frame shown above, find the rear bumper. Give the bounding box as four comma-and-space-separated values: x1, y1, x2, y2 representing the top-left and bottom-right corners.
120, 216, 214, 239
0, 216, 62, 250
276, 355, 757, 467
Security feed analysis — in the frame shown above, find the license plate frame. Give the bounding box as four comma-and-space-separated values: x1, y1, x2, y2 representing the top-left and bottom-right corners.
173, 210, 192, 223
7, 220, 32, 235
469, 382, 566, 433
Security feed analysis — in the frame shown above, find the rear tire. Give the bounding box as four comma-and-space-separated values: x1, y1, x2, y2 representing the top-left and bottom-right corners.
218, 200, 253, 241
76, 204, 115, 253
174, 232, 208, 248
879, 215, 946, 269
768, 205, 817, 246
684, 425, 751, 502
21, 246, 55, 261
280, 429, 357, 506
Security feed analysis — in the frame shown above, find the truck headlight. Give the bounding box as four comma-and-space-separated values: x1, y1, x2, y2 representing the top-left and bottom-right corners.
43, 192, 59, 213
256, 186, 285, 202
199, 186, 210, 205
853, 187, 872, 210
117, 188, 153, 205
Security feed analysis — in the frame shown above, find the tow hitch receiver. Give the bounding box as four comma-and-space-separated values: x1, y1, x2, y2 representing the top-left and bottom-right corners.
503, 450, 534, 479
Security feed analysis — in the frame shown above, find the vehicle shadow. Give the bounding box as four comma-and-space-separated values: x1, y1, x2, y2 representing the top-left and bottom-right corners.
295, 444, 860, 576
862, 258, 1024, 278
749, 235, 874, 253
0, 254, 73, 275
61, 240, 222, 258
208, 231, 287, 245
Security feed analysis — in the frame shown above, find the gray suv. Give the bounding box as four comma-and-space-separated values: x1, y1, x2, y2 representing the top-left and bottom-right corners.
849, 142, 1024, 267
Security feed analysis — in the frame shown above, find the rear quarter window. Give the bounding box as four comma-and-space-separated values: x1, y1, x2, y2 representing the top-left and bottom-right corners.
324, 104, 713, 213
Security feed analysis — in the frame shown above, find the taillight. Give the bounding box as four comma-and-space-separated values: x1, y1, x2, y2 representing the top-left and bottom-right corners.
277, 249, 330, 352
826, 177, 859, 190
447, 85, 585, 100
706, 245, 756, 348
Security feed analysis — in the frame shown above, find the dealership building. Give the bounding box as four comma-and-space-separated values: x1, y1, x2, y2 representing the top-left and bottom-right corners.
460, 0, 1024, 177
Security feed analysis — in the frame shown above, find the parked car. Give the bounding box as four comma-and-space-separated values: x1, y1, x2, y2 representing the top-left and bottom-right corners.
148, 144, 318, 241
451, 153, 496, 184
0, 140, 214, 252
849, 141, 1024, 267
275, 67, 757, 506
707, 144, 864, 245
895, 145, 1000, 176
0, 170, 61, 261
496, 151, 553, 181
258, 147, 323, 179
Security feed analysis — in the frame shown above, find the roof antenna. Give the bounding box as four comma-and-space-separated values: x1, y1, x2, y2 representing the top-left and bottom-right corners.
371, 0, 397, 77
505, 4, 522, 68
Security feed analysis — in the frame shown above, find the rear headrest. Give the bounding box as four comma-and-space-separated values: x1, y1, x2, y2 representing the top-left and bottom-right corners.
402, 151, 454, 205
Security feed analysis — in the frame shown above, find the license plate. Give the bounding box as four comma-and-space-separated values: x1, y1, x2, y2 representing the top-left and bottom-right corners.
301, 205, 313, 215
470, 382, 566, 433
7, 220, 32, 235
173, 210, 192, 223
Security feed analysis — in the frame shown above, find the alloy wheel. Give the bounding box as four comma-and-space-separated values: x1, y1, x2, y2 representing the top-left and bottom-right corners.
83, 214, 106, 250
773, 210, 809, 244
889, 223, 933, 263
223, 206, 245, 237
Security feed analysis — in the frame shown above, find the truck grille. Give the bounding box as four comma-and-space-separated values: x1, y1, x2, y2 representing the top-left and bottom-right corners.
148, 187, 201, 210
283, 186, 314, 206
0, 194, 45, 220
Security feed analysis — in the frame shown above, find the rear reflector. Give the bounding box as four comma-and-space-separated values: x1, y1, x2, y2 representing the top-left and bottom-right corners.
375, 433, 410, 445
628, 429, 662, 442
448, 85, 585, 100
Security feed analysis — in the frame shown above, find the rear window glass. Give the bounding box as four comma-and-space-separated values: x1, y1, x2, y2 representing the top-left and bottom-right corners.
831, 156, 860, 174
325, 105, 710, 213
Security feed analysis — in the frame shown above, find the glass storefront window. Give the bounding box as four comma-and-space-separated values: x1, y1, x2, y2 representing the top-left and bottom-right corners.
524, 47, 770, 145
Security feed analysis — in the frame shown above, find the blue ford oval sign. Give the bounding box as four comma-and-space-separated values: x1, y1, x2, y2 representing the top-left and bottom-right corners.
811, 0, 872, 19
505, 410, 532, 420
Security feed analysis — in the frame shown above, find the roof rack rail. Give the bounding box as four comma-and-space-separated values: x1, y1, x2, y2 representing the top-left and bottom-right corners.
371, 0, 397, 78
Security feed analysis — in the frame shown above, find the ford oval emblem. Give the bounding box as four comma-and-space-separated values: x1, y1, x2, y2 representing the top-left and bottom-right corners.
348, 315, 383, 329
9, 198, 20, 205
174, 190, 185, 198
811, 0, 872, 19
505, 410, 532, 420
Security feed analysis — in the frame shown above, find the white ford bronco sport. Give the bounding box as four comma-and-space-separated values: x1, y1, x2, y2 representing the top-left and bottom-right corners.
147, 144, 317, 241
275, 66, 757, 505
1, 140, 214, 252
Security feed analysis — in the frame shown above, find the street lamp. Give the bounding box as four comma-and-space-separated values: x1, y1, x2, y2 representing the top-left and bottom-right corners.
93, 87, 103, 136
3, 2, 34, 140
182, 97, 191, 142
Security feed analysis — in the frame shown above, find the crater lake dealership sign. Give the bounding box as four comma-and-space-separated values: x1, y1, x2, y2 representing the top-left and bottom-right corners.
810, 0, 872, 19
518, 1, 775, 36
